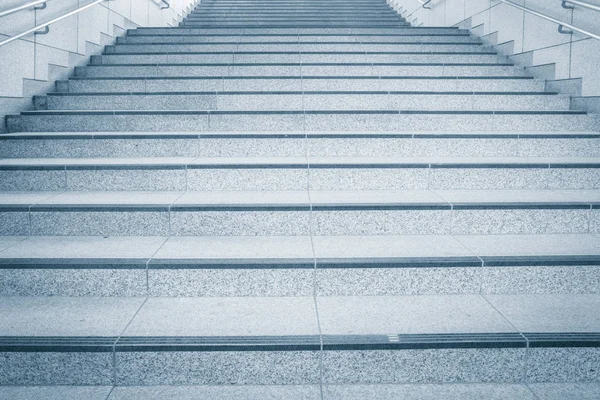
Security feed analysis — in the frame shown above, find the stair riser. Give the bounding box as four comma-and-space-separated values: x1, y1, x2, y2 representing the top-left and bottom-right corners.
64, 78, 544, 93
6, 113, 597, 133
119, 35, 479, 44
43, 94, 568, 112
3, 137, 599, 159
110, 44, 487, 53
4, 264, 599, 297
1, 166, 599, 191
75, 64, 521, 78
94, 53, 503, 64
2, 264, 599, 297
129, 28, 468, 35
3, 347, 597, 385
0, 208, 595, 236
186, 13, 398, 17
179, 23, 409, 27
183, 16, 403, 20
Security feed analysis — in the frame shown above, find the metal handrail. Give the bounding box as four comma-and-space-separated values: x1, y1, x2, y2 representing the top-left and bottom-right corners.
419, 0, 433, 9
0, 0, 49, 18
160, 0, 170, 10
562, 0, 600, 12
0, 0, 175, 48
501, 0, 600, 40
0, 0, 108, 47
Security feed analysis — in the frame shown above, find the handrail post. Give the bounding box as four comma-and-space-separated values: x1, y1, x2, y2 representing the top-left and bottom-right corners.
561, 1, 575, 9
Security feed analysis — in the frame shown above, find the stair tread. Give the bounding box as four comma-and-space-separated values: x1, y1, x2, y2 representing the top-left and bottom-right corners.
1, 294, 599, 338
1, 234, 600, 263
3, 156, 600, 167
3, 130, 597, 138
1, 190, 599, 207
2, 383, 596, 400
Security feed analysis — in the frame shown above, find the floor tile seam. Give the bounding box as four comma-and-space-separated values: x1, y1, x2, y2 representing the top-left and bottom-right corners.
523, 382, 543, 400
103, 386, 115, 400
144, 235, 173, 296
447, 234, 485, 294
111, 296, 149, 386
479, 292, 530, 383
24, 191, 68, 237
167, 191, 189, 236
305, 137, 324, 399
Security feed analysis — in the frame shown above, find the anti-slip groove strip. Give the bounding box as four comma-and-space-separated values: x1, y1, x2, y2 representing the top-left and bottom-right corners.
2, 332, 600, 352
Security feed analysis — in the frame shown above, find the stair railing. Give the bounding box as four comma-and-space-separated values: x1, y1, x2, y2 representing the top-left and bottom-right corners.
561, 0, 600, 12
419, 0, 433, 9
0, 0, 175, 48
0, 0, 49, 18
0, 0, 112, 48
500, 0, 600, 40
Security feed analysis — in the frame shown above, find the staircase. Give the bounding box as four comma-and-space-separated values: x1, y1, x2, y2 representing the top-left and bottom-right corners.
1, 0, 600, 398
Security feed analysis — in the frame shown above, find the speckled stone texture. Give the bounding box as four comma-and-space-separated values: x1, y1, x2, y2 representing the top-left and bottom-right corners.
170, 210, 310, 236
6, 114, 211, 133
197, 138, 306, 158
526, 347, 600, 382
0, 211, 29, 235
528, 383, 600, 400
30, 211, 170, 236
308, 168, 429, 190
0, 138, 200, 159
480, 266, 600, 294
0, 352, 113, 385
108, 385, 322, 400
0, 170, 66, 191
429, 168, 548, 190
315, 267, 480, 295
0, 386, 112, 400
148, 268, 314, 297
518, 138, 600, 157
187, 169, 308, 191
209, 114, 304, 131
66, 169, 186, 191
451, 209, 590, 235
323, 383, 538, 400
306, 138, 519, 158
115, 351, 320, 385
322, 348, 526, 383
0, 268, 146, 296
311, 210, 451, 235
548, 168, 600, 189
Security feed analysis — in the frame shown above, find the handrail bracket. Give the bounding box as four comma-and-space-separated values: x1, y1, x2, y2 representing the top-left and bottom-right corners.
34, 2, 47, 10
34, 26, 49, 35
561, 1, 575, 9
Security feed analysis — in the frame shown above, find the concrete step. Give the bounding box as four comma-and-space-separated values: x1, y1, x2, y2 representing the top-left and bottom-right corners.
39, 92, 569, 112
2, 383, 599, 400
1, 157, 600, 191
2, 131, 599, 159
1, 233, 600, 296
5, 110, 597, 133
61, 76, 544, 93
0, 292, 599, 385
74, 63, 523, 78
128, 27, 468, 35
183, 15, 403, 19
108, 43, 488, 53
178, 23, 409, 28
92, 52, 504, 65
180, 21, 406, 26
118, 34, 479, 44
1, 190, 600, 236
187, 12, 398, 16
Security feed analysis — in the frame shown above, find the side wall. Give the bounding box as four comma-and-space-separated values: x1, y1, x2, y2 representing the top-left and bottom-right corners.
0, 0, 199, 132
390, 0, 600, 100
